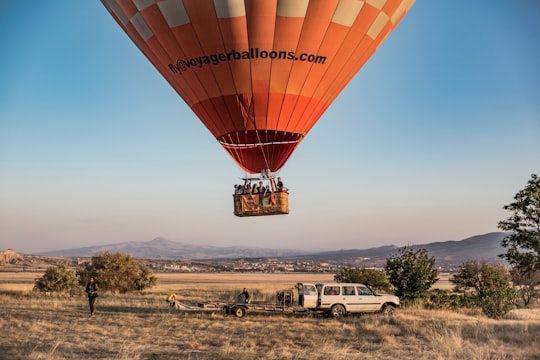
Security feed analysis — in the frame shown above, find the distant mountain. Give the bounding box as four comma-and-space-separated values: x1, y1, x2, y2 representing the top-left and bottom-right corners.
414, 232, 508, 265
283, 232, 509, 268
38, 237, 310, 259
35, 232, 510, 267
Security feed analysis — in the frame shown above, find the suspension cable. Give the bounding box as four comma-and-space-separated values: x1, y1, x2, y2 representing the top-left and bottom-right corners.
236, 94, 271, 173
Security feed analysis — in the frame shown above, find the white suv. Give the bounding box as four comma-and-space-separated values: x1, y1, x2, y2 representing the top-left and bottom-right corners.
298, 283, 400, 317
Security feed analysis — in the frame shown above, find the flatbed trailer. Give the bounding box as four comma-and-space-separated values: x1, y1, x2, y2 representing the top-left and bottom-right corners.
195, 287, 317, 318
198, 301, 311, 318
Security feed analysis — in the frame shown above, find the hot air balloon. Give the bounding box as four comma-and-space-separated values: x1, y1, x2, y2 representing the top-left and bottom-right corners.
101, 0, 415, 216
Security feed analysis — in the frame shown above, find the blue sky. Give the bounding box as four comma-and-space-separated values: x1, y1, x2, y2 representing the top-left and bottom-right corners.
1, 1, 539, 254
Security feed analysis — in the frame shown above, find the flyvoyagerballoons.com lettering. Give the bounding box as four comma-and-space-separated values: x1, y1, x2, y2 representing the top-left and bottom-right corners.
168, 48, 327, 75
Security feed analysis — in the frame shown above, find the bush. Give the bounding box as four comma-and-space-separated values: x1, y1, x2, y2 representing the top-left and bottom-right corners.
425, 289, 479, 310
452, 261, 518, 319
334, 266, 392, 292
77, 252, 157, 293
34, 265, 79, 293
385, 247, 438, 303
481, 276, 518, 319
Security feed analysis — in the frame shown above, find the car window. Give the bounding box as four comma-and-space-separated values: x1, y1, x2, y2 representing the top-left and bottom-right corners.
342, 286, 356, 296
323, 286, 341, 295
303, 285, 316, 295
357, 285, 372, 296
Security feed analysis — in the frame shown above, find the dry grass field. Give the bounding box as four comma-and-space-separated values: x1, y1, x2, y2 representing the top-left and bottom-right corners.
1, 272, 539, 360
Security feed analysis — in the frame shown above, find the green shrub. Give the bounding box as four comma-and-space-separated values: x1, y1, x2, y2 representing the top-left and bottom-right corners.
334, 266, 392, 293
34, 265, 79, 293
452, 261, 518, 319
425, 289, 479, 310
385, 247, 438, 304
77, 252, 158, 293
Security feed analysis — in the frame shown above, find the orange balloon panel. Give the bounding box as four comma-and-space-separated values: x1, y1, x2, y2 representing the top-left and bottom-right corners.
101, 0, 415, 173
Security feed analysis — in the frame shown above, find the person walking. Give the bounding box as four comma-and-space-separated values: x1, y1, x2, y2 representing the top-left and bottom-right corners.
85, 277, 99, 316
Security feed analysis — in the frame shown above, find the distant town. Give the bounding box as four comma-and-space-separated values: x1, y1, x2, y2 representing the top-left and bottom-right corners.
3, 250, 464, 273
0, 249, 378, 273
148, 258, 345, 273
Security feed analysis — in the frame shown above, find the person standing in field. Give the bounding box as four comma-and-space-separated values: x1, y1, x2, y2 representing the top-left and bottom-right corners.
238, 288, 251, 304
85, 277, 98, 316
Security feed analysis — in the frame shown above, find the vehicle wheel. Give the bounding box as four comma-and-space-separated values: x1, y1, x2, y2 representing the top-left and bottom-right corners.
381, 304, 396, 316
233, 306, 247, 318
330, 304, 346, 318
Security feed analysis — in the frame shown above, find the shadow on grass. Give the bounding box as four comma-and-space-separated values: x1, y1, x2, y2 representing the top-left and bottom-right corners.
96, 304, 167, 314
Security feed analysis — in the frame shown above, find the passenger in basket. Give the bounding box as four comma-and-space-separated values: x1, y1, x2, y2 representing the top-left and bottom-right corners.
244, 180, 251, 193
261, 185, 272, 206
258, 181, 265, 194
276, 177, 284, 192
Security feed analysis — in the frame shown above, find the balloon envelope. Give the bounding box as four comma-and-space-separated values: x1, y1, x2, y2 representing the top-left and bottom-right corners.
102, 0, 414, 173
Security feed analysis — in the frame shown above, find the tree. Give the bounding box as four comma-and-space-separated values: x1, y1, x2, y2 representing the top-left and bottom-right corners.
77, 252, 157, 293
334, 266, 392, 292
34, 265, 80, 293
134, 263, 157, 291
510, 266, 540, 307
498, 174, 540, 274
452, 261, 517, 319
385, 247, 438, 303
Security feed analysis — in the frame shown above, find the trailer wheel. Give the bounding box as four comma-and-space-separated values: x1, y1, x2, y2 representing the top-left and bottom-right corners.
232, 306, 247, 318
330, 304, 346, 318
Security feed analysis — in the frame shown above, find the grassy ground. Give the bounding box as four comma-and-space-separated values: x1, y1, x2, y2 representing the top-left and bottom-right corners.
1, 272, 538, 359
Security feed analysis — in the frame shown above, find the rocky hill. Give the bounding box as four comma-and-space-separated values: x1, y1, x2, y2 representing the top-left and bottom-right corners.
0, 249, 80, 271
0, 249, 23, 265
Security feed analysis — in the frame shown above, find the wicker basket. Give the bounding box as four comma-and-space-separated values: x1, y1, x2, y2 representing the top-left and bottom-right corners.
233, 192, 289, 217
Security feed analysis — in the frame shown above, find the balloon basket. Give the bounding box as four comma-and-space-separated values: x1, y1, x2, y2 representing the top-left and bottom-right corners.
233, 192, 289, 217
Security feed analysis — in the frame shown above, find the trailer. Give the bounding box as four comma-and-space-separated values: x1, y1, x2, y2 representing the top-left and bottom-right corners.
197, 288, 308, 318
